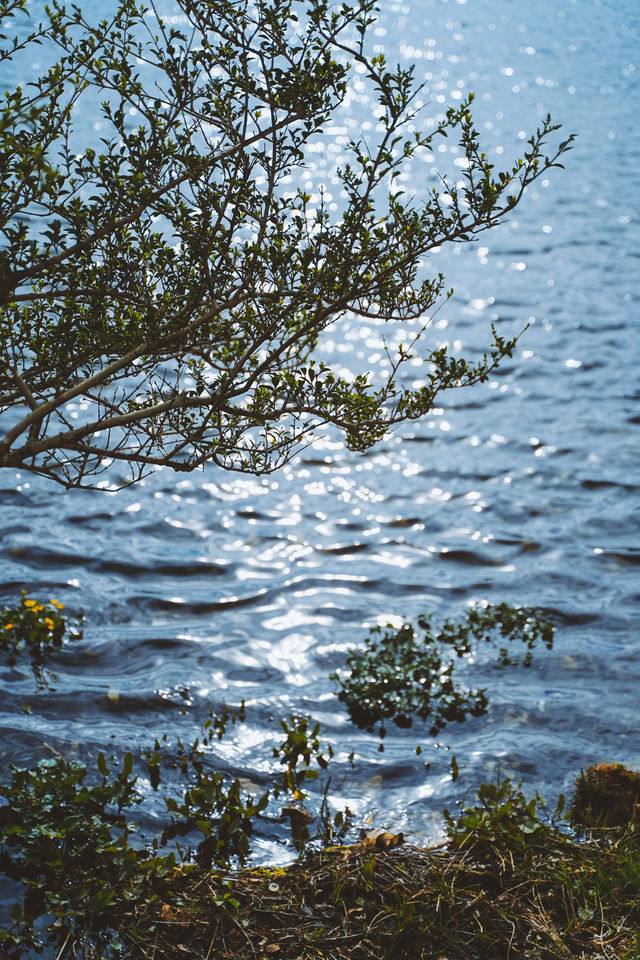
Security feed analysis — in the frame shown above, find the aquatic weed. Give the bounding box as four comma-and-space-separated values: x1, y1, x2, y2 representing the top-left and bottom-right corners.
331, 603, 555, 743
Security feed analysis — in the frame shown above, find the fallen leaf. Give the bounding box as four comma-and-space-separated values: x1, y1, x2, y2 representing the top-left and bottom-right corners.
160, 904, 177, 921
361, 829, 404, 851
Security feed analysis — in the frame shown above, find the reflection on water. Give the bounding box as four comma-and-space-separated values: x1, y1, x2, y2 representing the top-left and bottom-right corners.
1, 0, 639, 873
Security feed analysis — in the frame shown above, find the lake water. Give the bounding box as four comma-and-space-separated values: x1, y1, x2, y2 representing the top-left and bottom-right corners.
1, 0, 639, 872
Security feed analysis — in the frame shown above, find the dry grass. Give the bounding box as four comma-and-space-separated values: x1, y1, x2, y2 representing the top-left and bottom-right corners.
113, 828, 640, 960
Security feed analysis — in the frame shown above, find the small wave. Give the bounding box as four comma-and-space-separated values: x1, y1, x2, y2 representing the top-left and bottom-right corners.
438, 549, 504, 567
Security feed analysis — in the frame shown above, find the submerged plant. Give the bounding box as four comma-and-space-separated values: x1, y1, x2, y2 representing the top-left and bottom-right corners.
331, 603, 555, 742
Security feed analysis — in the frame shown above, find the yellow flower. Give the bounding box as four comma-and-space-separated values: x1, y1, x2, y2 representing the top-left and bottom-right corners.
24, 599, 37, 608
44, 617, 55, 630
50, 600, 64, 609
3, 623, 13, 630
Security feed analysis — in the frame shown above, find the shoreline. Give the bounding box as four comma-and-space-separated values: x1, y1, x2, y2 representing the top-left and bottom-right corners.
2, 765, 640, 957
111, 818, 640, 959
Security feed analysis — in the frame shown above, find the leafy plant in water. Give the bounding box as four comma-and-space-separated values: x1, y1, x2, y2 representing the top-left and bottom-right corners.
0, 753, 147, 956
0, 591, 82, 687
147, 711, 340, 859
273, 714, 334, 799
159, 771, 269, 867
272, 714, 342, 851
331, 604, 554, 743
146, 701, 269, 866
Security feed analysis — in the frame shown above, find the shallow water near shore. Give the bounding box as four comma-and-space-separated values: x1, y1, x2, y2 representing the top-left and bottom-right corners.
1, 0, 639, 883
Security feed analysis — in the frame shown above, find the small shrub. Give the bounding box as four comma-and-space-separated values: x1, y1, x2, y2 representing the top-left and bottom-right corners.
444, 776, 558, 860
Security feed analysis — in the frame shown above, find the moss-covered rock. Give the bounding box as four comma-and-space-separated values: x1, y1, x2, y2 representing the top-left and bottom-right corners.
570, 762, 640, 829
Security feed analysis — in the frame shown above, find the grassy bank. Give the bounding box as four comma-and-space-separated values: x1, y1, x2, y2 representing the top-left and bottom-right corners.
4, 770, 639, 960
117, 822, 640, 960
